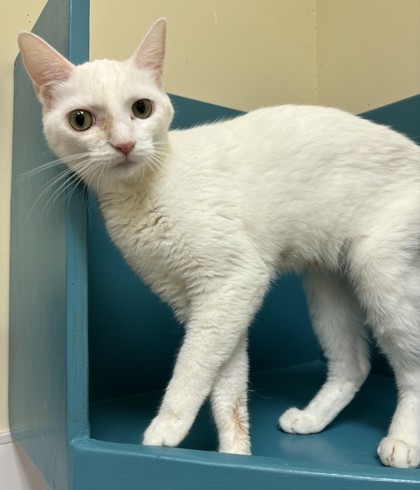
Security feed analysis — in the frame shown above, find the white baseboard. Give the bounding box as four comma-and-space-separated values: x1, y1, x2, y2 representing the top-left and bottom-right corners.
0, 431, 13, 445
0, 432, 51, 490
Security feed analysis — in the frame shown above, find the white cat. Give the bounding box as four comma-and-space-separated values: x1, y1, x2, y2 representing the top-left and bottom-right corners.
18, 19, 420, 468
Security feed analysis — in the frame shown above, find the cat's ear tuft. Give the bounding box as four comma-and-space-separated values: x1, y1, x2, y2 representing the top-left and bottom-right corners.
18, 32, 75, 108
130, 18, 167, 89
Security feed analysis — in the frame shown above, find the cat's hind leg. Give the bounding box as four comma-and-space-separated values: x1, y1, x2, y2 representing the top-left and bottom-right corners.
279, 270, 370, 434
210, 333, 251, 455
350, 239, 420, 468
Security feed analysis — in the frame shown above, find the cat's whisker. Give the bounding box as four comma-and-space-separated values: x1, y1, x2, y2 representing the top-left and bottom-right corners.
18, 152, 91, 182
71, 160, 102, 189
42, 172, 81, 215
95, 158, 109, 191
65, 174, 89, 213
43, 159, 103, 214
26, 168, 75, 220
20, 167, 85, 216
18, 159, 66, 183
26, 156, 98, 218
39, 164, 88, 215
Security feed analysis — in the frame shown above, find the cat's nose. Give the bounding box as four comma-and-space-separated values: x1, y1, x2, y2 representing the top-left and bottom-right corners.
113, 141, 135, 156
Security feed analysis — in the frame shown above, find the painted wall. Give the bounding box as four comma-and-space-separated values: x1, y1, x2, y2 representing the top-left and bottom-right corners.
90, 0, 318, 111
90, 0, 420, 114
1, 0, 47, 435
316, 0, 420, 114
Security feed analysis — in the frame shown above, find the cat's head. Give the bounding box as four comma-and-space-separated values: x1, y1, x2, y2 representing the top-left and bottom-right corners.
18, 19, 174, 191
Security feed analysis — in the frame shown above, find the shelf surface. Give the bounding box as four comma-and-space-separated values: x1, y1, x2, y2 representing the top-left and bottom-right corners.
89, 361, 420, 482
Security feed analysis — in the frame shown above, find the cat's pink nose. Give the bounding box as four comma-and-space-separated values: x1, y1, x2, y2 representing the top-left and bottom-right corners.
113, 141, 135, 156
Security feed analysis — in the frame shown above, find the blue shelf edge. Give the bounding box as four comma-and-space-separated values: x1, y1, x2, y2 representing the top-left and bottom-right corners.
72, 439, 420, 490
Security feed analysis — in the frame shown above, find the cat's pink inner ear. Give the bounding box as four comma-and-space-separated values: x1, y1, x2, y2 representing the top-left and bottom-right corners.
18, 32, 75, 108
131, 18, 167, 88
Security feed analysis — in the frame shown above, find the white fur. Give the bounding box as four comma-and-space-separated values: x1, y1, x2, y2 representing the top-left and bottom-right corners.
19, 20, 420, 468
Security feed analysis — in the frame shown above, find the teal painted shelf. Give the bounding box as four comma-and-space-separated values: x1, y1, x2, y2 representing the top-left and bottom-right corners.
83, 362, 420, 488
90, 362, 395, 465
9, 0, 420, 488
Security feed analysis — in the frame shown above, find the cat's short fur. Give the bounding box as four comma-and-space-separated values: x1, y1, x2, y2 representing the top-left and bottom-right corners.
19, 19, 420, 468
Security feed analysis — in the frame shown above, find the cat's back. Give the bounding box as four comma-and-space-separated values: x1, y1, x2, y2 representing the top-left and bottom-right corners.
169, 103, 420, 205
171, 104, 420, 172
167, 104, 420, 270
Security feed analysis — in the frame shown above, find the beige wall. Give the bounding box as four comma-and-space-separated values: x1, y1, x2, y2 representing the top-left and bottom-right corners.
90, 0, 318, 111
3, 0, 420, 436
316, 0, 420, 114
1, 0, 48, 434
91, 0, 420, 114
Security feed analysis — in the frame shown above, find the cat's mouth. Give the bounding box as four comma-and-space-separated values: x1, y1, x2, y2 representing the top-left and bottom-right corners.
111, 157, 145, 179
113, 158, 138, 170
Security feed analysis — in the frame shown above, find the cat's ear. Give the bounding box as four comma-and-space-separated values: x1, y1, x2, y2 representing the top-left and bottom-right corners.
130, 18, 167, 89
18, 32, 75, 108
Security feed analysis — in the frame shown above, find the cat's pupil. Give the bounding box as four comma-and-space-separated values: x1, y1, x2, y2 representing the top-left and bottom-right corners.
68, 109, 93, 131
136, 101, 146, 113
132, 99, 153, 119
75, 112, 85, 126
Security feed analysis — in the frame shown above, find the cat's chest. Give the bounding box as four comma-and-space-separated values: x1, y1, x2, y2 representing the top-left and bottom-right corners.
100, 191, 170, 252
98, 190, 193, 284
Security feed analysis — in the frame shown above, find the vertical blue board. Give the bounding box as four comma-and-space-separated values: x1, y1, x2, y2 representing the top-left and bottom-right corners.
10, 1, 90, 489
361, 95, 420, 145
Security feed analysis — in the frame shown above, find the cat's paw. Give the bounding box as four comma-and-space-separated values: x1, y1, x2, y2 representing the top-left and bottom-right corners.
219, 438, 251, 456
377, 437, 420, 468
279, 407, 325, 434
219, 443, 251, 456
143, 412, 191, 448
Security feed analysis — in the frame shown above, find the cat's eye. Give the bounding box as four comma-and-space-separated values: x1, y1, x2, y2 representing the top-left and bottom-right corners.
132, 99, 153, 119
68, 110, 94, 131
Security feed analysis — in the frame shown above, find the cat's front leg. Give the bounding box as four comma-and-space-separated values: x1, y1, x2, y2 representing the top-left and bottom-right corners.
143, 267, 269, 452
210, 333, 251, 455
